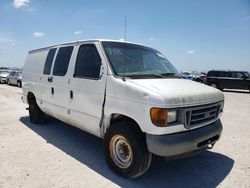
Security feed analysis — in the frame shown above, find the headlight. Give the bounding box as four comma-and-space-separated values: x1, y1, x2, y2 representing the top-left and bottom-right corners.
220, 100, 224, 113
150, 108, 177, 127
168, 111, 177, 123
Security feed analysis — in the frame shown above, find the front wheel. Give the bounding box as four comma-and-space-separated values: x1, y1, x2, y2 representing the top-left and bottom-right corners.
104, 121, 152, 179
29, 98, 47, 124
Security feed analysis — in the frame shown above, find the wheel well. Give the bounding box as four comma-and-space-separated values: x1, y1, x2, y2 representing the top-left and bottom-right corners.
27, 92, 35, 104
109, 114, 144, 135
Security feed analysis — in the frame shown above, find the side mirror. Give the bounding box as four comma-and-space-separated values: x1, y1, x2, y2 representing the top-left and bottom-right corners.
241, 75, 247, 80
99, 64, 104, 79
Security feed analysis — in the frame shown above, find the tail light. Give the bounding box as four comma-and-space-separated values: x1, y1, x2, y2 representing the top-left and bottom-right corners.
204, 75, 207, 82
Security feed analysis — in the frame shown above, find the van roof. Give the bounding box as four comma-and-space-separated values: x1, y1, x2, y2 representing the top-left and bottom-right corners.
29, 39, 144, 54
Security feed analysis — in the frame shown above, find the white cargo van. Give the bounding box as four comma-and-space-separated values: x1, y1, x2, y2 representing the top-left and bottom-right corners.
22, 40, 224, 178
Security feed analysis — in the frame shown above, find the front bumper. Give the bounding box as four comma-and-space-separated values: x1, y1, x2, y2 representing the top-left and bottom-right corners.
146, 119, 222, 157
0, 77, 7, 83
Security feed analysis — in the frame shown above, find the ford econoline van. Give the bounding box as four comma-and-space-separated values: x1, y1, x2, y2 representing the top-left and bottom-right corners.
22, 40, 224, 178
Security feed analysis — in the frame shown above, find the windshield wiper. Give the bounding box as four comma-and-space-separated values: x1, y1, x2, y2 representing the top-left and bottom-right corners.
160, 73, 181, 78
146, 73, 165, 78
121, 73, 181, 79
125, 73, 165, 79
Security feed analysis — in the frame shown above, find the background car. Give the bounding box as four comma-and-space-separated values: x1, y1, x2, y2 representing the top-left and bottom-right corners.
6, 71, 22, 87
180, 71, 193, 80
205, 70, 250, 91
192, 72, 206, 83
180, 71, 207, 83
0, 70, 11, 84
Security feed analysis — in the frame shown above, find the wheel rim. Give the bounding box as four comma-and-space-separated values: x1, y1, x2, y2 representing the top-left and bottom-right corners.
109, 135, 133, 169
17, 82, 20, 87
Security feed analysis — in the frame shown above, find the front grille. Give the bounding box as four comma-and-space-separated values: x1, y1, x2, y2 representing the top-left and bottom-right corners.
185, 102, 222, 128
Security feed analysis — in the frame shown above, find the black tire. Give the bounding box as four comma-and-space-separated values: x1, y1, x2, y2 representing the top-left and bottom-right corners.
17, 81, 22, 87
104, 121, 152, 179
29, 98, 47, 124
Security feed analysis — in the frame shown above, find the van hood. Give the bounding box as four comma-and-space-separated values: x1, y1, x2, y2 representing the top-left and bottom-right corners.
129, 78, 224, 108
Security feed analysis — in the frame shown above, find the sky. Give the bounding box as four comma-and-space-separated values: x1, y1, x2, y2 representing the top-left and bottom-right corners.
0, 0, 250, 72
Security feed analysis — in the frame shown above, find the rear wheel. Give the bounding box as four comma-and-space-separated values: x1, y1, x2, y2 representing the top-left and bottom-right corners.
28, 97, 47, 124
104, 121, 152, 179
7, 80, 10, 85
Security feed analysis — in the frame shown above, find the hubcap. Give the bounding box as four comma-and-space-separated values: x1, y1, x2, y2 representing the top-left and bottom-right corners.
211, 83, 217, 88
109, 135, 133, 169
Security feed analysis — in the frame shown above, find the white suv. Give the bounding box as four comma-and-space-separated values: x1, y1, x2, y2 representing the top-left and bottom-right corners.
22, 40, 224, 178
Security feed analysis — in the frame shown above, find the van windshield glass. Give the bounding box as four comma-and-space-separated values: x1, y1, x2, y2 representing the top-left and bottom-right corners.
102, 42, 179, 78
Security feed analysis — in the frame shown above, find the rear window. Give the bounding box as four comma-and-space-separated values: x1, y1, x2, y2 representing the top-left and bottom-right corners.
231, 72, 244, 78
208, 71, 229, 77
43, 48, 57, 75
53, 46, 73, 76
218, 72, 229, 77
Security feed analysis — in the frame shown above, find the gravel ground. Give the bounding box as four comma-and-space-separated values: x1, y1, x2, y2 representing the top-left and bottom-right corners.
0, 84, 249, 188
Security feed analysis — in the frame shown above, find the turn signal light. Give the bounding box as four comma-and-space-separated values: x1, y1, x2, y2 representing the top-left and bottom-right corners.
150, 108, 168, 127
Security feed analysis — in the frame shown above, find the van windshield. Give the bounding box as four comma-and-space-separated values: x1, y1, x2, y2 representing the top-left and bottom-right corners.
102, 42, 179, 79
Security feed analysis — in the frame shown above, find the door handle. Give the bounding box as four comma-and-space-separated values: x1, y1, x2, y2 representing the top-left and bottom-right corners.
51, 87, 54, 95
48, 76, 53, 82
70, 90, 73, 99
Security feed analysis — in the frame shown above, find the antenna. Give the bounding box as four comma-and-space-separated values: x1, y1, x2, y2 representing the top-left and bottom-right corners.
123, 16, 127, 81
124, 16, 127, 41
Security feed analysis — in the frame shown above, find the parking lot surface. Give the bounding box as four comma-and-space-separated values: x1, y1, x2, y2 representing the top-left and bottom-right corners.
0, 84, 249, 188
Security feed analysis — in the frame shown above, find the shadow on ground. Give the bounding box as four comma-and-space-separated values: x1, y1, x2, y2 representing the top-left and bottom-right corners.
20, 116, 234, 188
223, 89, 249, 94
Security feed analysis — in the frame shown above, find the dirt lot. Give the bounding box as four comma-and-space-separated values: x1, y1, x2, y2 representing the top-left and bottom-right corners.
0, 84, 249, 188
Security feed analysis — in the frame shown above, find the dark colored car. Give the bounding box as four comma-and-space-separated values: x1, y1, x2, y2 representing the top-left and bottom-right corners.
205, 70, 250, 91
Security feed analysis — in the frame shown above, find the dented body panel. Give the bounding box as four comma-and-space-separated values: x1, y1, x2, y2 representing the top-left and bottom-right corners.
22, 39, 224, 157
